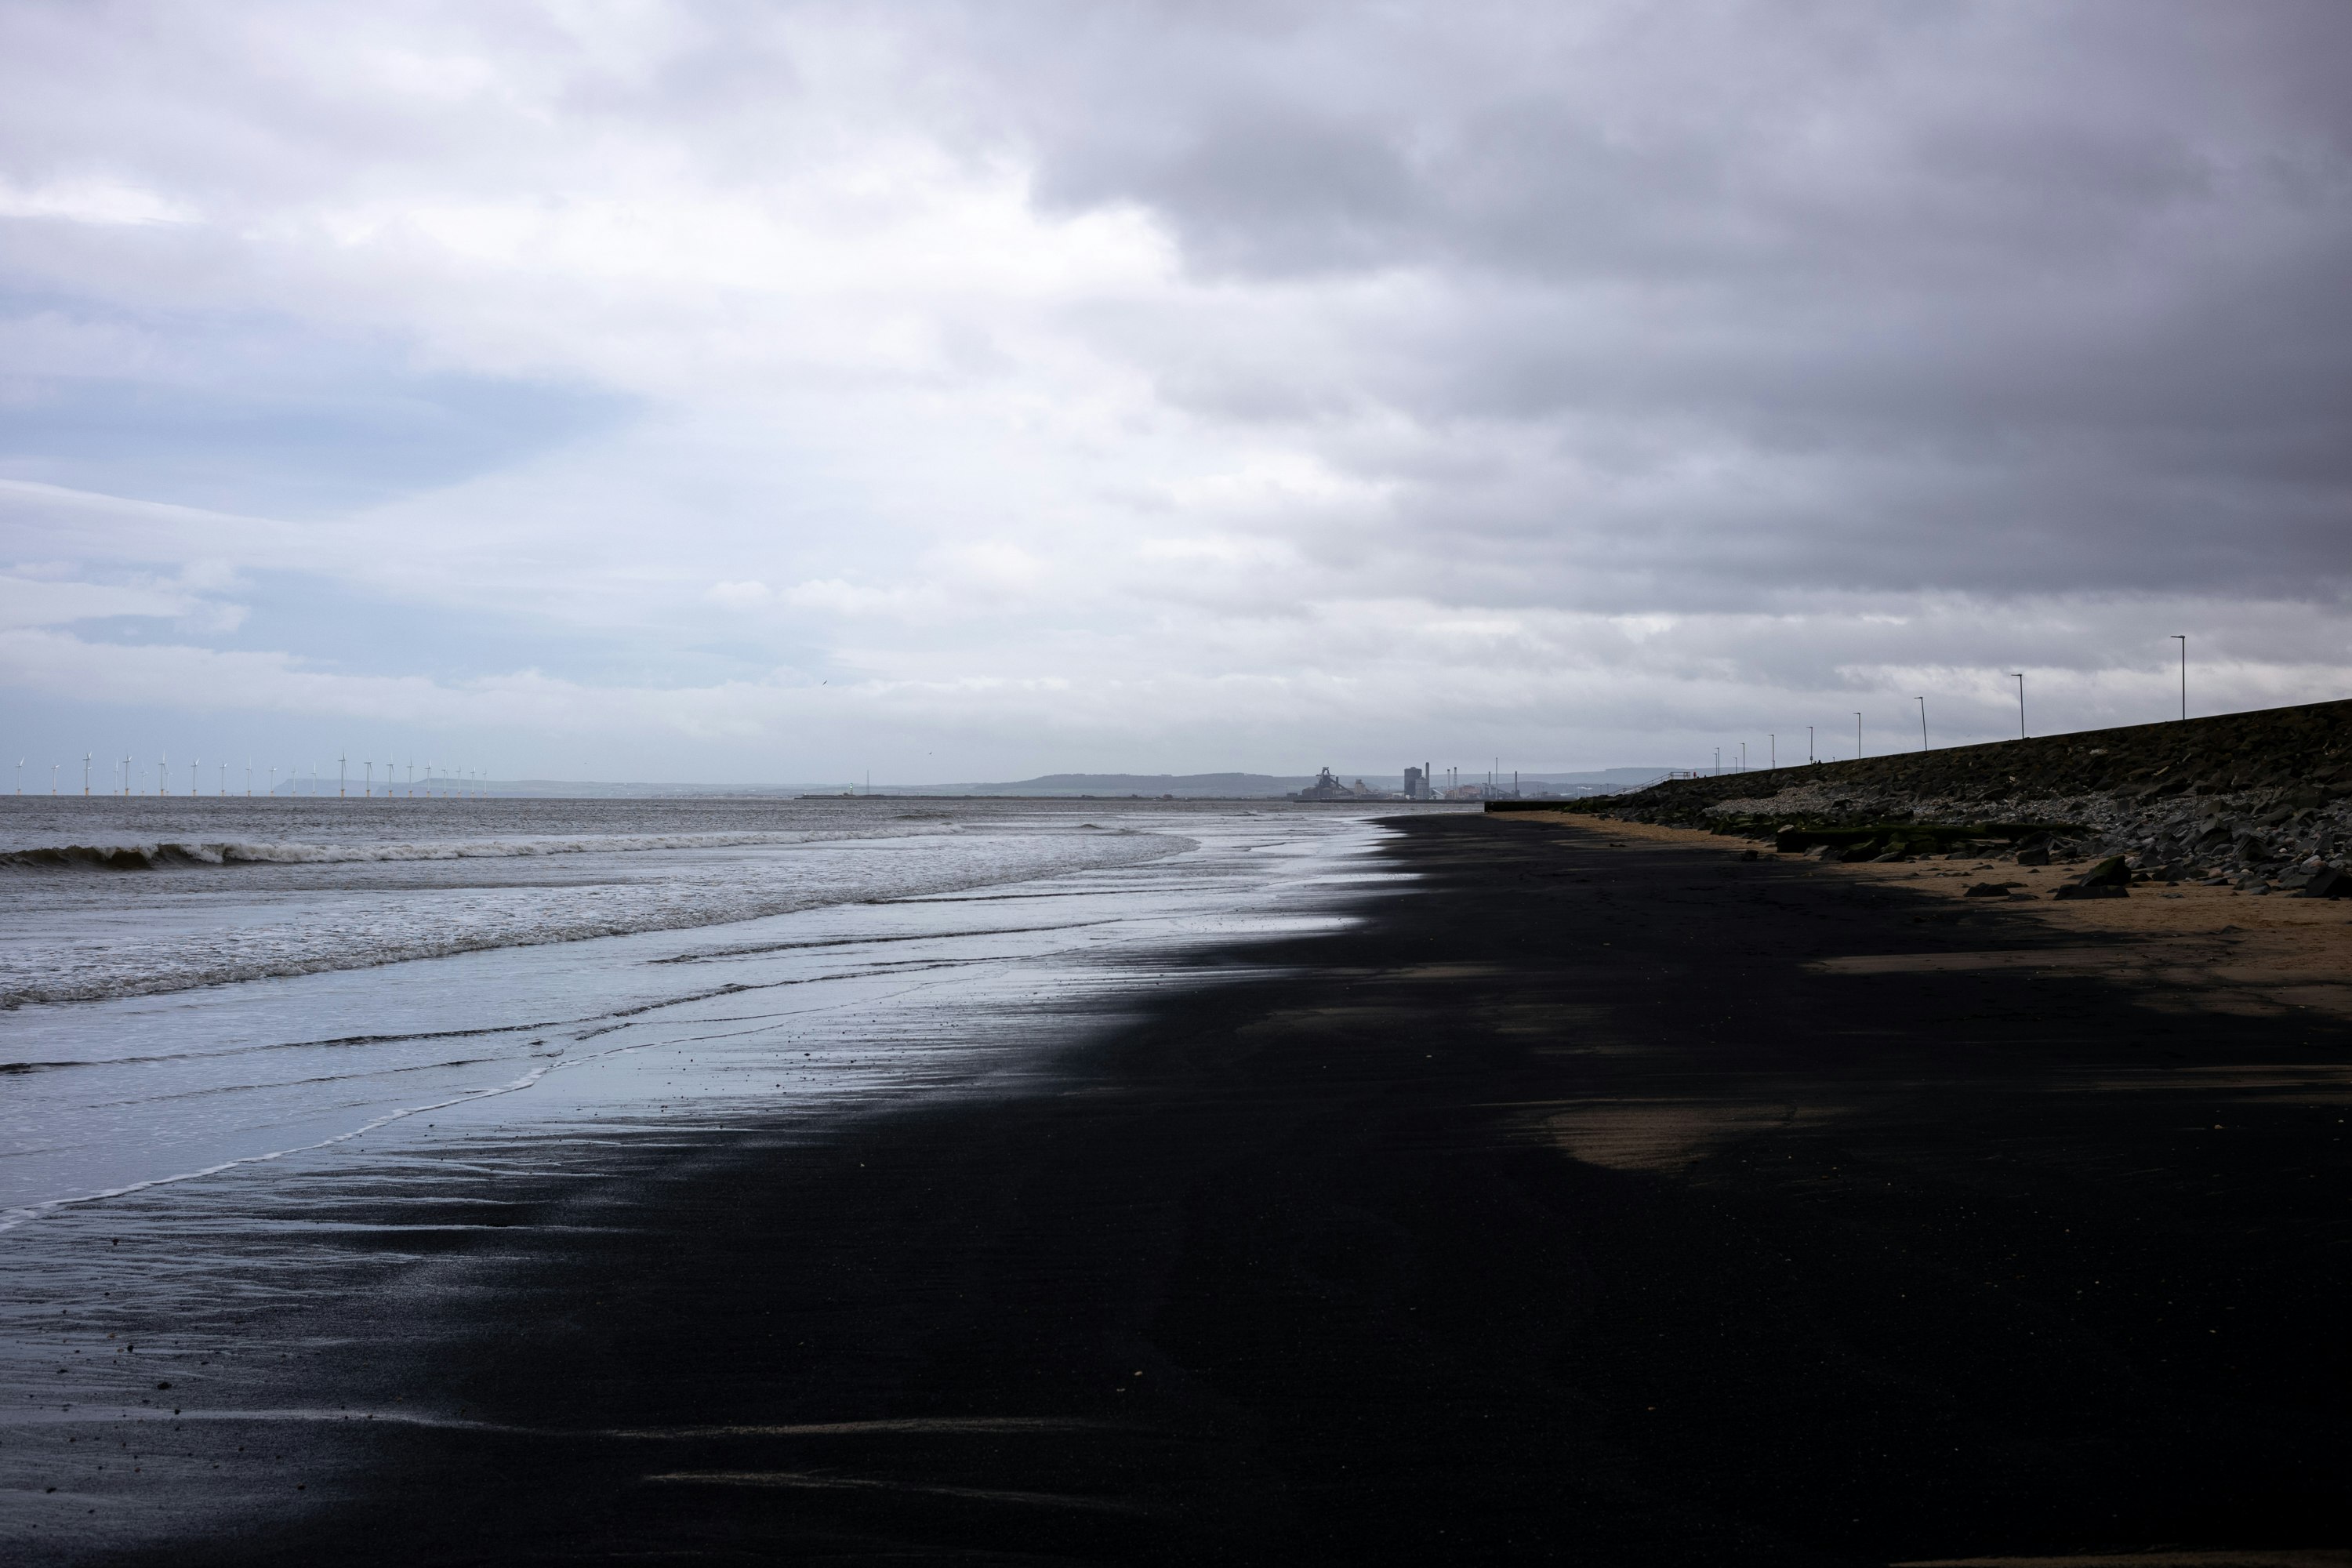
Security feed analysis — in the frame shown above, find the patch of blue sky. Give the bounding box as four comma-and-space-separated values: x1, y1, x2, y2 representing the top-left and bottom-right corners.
0, 288, 637, 518
52, 568, 828, 691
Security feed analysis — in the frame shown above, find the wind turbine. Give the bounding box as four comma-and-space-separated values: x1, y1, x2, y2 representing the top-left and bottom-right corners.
160, 750, 169, 795
122, 753, 132, 797
51, 761, 59, 794
190, 757, 200, 796
83, 753, 92, 796
339, 753, 347, 798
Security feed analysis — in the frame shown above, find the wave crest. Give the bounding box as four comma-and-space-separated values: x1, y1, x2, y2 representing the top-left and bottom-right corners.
0, 829, 912, 873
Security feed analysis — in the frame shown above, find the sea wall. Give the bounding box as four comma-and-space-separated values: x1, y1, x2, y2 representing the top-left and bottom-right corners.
1531, 697, 2352, 892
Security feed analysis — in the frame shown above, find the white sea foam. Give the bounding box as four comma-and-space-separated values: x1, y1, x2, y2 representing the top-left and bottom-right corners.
0, 826, 924, 871
0, 827, 1184, 1009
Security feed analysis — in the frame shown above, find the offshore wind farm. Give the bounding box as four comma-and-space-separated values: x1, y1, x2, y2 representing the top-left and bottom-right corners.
5, 754, 499, 797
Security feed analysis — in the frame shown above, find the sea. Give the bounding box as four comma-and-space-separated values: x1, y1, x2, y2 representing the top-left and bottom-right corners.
0, 793, 1433, 1555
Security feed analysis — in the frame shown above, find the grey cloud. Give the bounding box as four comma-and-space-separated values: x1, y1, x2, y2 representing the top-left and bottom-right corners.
931, 1, 2352, 603
2, 0, 2347, 778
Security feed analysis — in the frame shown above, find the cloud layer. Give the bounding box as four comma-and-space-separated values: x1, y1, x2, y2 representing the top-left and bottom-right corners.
2, 1, 2347, 781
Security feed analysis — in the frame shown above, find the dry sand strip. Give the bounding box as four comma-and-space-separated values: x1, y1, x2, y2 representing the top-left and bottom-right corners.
1499, 812, 2352, 1022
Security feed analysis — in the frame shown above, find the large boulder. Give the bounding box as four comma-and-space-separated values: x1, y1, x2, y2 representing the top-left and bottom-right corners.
2053, 856, 2132, 900
2296, 866, 2352, 899
2077, 855, 2131, 887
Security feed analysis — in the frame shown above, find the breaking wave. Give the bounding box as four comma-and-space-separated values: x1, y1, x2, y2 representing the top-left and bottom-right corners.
0, 830, 1192, 1009
0, 829, 906, 873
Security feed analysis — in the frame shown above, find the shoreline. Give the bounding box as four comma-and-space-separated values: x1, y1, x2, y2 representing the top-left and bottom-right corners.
47, 811, 2352, 1564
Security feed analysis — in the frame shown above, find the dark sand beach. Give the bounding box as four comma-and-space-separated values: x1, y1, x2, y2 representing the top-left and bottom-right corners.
114, 812, 2352, 1565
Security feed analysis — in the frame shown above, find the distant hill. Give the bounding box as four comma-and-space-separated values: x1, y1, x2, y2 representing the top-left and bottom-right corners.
1535, 768, 1680, 784
1519, 768, 1680, 789
936, 769, 1686, 799
949, 773, 1313, 797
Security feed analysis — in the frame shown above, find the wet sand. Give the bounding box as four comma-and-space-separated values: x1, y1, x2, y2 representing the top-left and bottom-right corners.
96, 812, 2352, 1564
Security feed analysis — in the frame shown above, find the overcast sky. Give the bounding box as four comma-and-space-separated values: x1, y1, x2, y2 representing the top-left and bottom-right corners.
3, 1, 2348, 786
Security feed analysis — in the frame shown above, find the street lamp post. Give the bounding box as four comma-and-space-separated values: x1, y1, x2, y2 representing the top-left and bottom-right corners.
1854, 713, 1863, 760
1807, 725, 1814, 763
2009, 672, 2025, 739
2170, 635, 2187, 720
1918, 696, 1928, 753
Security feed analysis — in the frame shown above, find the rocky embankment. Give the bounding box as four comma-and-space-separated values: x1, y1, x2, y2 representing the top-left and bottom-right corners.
1553, 697, 2352, 896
